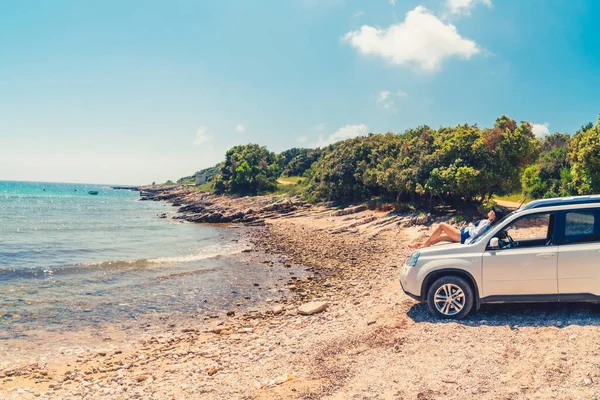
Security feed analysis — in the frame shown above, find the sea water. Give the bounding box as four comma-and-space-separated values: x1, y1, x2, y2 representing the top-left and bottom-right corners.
0, 181, 296, 340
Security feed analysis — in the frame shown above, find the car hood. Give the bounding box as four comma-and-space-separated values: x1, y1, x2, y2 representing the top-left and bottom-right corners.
417, 242, 474, 257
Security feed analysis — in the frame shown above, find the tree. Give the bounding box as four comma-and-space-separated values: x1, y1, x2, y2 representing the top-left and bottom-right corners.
213, 144, 281, 195
570, 117, 600, 194
473, 118, 538, 197
306, 115, 540, 206
174, 113, 587, 208
521, 165, 548, 199
278, 148, 322, 177
516, 131, 580, 200
307, 136, 384, 202
576, 122, 594, 134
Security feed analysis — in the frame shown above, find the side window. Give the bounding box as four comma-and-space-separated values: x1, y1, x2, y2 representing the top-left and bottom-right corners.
499, 213, 552, 246
564, 211, 598, 244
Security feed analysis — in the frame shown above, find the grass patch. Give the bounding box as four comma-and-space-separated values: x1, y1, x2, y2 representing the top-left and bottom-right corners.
277, 176, 303, 185
493, 193, 531, 204
274, 184, 306, 196
274, 176, 306, 196
196, 181, 215, 193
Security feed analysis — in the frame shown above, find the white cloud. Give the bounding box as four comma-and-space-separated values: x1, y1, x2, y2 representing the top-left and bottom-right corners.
376, 90, 394, 109
353, 11, 365, 17
389, 0, 396, 5
344, 6, 480, 72
446, 0, 492, 15
531, 122, 550, 138
297, 135, 309, 144
377, 90, 391, 102
313, 124, 369, 147
376, 89, 408, 109
193, 126, 211, 147
235, 124, 246, 133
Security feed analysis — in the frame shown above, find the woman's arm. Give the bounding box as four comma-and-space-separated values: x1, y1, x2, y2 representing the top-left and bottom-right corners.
469, 219, 490, 238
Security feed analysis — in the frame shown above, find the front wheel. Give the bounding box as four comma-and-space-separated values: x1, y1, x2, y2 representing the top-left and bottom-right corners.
426, 276, 474, 319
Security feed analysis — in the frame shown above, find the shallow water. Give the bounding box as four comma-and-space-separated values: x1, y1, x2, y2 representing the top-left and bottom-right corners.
0, 181, 299, 339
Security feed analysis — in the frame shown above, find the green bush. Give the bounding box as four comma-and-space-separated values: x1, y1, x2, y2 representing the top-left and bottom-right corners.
570, 117, 600, 194
521, 165, 548, 199
213, 144, 281, 195
515, 125, 597, 200
178, 114, 600, 206
278, 148, 322, 177
306, 116, 537, 206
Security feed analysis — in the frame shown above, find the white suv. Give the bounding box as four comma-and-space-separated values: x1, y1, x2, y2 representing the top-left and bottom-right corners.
400, 195, 600, 319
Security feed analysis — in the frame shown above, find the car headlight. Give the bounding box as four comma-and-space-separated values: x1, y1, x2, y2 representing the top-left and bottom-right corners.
407, 251, 420, 267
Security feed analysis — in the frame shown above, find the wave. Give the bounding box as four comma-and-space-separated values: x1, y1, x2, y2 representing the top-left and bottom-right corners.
0, 243, 251, 281
148, 245, 247, 264
85, 242, 248, 267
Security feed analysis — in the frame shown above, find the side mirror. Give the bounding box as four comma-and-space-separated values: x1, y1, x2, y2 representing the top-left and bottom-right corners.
489, 237, 499, 249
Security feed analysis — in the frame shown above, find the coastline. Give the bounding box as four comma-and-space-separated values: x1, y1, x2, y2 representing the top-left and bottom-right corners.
4, 187, 600, 399
0, 186, 425, 399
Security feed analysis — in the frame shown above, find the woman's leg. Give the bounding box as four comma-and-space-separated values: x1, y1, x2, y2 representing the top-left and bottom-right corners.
422, 223, 461, 247
428, 234, 456, 246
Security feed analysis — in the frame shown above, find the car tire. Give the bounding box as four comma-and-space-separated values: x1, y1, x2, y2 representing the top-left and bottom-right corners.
426, 276, 474, 320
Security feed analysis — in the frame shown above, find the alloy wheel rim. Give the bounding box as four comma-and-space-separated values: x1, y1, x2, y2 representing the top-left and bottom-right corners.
434, 283, 465, 316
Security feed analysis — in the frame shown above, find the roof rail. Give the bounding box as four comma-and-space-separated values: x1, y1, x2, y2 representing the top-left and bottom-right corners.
521, 195, 600, 210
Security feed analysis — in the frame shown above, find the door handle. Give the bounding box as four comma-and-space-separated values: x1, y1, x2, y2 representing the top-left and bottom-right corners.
536, 253, 555, 258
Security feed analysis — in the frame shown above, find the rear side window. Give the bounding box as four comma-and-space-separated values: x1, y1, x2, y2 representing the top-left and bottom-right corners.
564, 211, 598, 244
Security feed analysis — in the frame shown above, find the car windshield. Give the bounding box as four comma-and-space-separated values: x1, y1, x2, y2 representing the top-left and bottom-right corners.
468, 210, 518, 244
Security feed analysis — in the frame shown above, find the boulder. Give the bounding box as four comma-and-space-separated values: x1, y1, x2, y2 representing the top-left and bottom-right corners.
298, 301, 329, 315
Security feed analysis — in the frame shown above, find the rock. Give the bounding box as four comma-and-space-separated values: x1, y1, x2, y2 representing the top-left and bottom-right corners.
272, 305, 284, 315
135, 375, 148, 382
227, 211, 246, 221
584, 377, 593, 385
200, 349, 220, 358
415, 213, 431, 225
333, 205, 367, 216
298, 301, 329, 315
246, 220, 265, 227
207, 367, 218, 376
226, 310, 235, 317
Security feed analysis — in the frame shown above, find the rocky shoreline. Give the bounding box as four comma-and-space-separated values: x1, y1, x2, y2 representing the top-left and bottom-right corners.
0, 187, 428, 399
139, 186, 440, 231
4, 188, 600, 399
139, 186, 314, 225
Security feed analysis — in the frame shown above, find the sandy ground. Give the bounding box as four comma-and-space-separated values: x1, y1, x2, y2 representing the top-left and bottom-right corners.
2, 199, 600, 399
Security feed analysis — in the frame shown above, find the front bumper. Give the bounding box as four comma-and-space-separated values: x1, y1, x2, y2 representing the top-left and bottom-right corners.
400, 264, 422, 301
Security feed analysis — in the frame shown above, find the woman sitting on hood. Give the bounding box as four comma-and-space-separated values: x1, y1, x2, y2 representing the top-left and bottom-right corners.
409, 208, 504, 249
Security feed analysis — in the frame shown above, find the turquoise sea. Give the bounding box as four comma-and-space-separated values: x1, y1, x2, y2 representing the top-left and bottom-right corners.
0, 181, 293, 339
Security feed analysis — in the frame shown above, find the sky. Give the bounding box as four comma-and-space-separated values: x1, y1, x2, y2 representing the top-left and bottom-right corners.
1, 0, 599, 185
